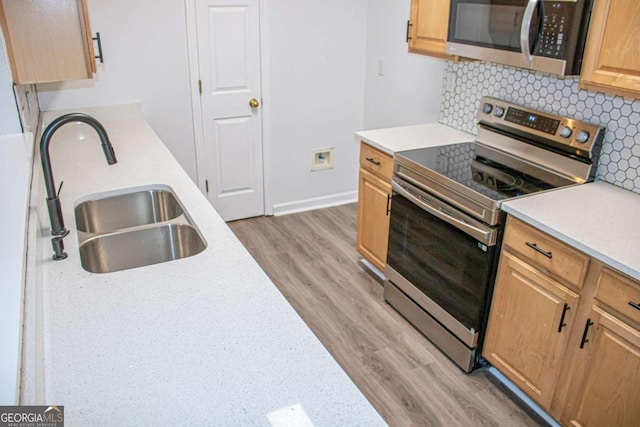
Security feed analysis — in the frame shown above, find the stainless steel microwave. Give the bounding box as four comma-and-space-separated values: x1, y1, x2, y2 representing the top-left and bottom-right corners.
445, 0, 594, 75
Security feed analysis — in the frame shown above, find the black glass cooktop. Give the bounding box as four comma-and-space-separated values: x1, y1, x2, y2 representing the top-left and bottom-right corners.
397, 142, 556, 202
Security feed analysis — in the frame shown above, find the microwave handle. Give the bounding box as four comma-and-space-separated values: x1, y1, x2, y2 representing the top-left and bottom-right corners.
520, 0, 539, 63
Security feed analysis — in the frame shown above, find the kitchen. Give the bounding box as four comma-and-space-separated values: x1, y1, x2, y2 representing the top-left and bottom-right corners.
1, 0, 639, 425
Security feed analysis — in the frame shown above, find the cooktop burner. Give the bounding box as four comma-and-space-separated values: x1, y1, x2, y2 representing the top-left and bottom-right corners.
397, 142, 556, 203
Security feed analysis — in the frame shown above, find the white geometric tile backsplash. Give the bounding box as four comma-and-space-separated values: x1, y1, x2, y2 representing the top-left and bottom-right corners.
439, 61, 640, 193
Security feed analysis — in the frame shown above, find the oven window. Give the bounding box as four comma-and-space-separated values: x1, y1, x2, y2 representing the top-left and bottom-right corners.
449, 0, 539, 52
386, 193, 497, 331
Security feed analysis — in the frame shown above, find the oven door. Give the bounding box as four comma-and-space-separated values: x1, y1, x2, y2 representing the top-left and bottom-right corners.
385, 177, 500, 347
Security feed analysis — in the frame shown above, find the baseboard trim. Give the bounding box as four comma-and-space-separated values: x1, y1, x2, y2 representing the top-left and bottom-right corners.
487, 367, 560, 427
272, 191, 357, 216
359, 258, 385, 283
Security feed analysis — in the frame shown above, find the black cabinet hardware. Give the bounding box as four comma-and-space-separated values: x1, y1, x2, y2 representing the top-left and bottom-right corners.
558, 303, 570, 332
406, 21, 413, 43
525, 241, 553, 258
93, 32, 104, 63
386, 194, 392, 216
629, 301, 640, 311
579, 319, 594, 349
366, 157, 381, 166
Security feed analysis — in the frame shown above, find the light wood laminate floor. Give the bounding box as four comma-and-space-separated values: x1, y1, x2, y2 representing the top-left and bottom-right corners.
228, 204, 542, 427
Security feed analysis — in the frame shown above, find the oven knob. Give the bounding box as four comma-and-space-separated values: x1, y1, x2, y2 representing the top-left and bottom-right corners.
482, 103, 493, 114
576, 130, 590, 144
485, 176, 496, 187
472, 171, 484, 182
493, 106, 505, 118
559, 126, 573, 138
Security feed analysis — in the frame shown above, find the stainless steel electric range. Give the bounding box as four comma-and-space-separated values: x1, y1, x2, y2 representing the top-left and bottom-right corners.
384, 96, 605, 372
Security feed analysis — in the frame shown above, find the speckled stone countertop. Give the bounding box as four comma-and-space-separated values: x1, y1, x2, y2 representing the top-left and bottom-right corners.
23, 104, 386, 425
502, 181, 640, 281
355, 123, 475, 155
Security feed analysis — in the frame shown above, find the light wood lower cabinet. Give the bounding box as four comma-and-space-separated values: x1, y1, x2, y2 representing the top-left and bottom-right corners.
356, 142, 392, 272
565, 307, 640, 427
485, 216, 640, 425
484, 252, 579, 410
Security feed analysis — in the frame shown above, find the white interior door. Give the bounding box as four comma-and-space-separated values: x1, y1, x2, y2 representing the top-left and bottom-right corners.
195, 0, 264, 221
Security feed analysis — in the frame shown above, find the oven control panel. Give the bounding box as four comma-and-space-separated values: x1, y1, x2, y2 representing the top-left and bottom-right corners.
504, 108, 561, 135
477, 96, 605, 160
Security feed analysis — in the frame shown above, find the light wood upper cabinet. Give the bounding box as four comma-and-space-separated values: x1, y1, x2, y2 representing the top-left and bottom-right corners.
484, 251, 580, 410
579, 0, 640, 98
0, 0, 96, 84
356, 143, 393, 272
408, 0, 457, 60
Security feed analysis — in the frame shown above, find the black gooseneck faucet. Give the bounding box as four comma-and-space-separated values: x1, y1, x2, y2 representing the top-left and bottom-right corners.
40, 113, 117, 260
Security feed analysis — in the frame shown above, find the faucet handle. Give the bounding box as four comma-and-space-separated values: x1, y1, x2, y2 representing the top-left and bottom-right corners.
56, 180, 64, 197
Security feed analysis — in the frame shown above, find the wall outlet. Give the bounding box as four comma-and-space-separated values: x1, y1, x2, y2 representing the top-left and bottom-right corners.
445, 72, 456, 92
311, 148, 334, 171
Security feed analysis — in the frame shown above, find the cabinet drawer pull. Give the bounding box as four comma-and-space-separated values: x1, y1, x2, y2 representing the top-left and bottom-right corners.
558, 303, 570, 333
579, 319, 594, 349
629, 301, 640, 311
525, 241, 552, 258
386, 194, 392, 216
365, 157, 381, 166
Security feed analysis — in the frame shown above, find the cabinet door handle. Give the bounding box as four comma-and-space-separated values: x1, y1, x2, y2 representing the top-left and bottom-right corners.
406, 20, 413, 42
93, 32, 104, 63
525, 241, 552, 258
629, 301, 640, 311
366, 157, 381, 166
558, 303, 570, 333
386, 194, 392, 216
579, 319, 594, 349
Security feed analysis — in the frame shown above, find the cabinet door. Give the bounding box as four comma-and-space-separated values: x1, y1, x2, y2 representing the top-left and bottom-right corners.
566, 307, 640, 427
579, 0, 640, 98
0, 0, 96, 83
408, 0, 456, 59
356, 168, 391, 271
483, 252, 579, 410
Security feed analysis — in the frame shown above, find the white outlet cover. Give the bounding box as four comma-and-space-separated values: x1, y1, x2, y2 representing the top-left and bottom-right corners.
445, 72, 456, 92
310, 147, 334, 171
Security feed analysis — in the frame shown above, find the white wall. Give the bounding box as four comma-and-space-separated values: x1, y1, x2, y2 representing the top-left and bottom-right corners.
264, 0, 369, 212
0, 35, 21, 135
36, 0, 198, 181
0, 32, 27, 406
36, 0, 441, 214
363, 0, 444, 129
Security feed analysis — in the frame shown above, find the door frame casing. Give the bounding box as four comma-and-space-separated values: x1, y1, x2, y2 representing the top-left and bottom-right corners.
184, 0, 273, 216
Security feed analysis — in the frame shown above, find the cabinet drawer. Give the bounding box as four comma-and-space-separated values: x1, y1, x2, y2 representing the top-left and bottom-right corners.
503, 217, 590, 289
359, 142, 393, 181
596, 267, 640, 325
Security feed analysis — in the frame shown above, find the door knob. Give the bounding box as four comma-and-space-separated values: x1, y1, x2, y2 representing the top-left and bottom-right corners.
249, 98, 260, 108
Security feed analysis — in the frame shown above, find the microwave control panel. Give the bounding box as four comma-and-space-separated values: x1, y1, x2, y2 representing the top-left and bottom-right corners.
535, 2, 575, 58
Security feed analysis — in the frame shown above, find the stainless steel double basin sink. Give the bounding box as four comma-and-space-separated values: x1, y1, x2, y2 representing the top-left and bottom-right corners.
74, 185, 207, 273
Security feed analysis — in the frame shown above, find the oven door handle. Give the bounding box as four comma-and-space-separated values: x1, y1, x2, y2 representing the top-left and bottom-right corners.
391, 180, 493, 245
